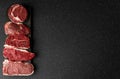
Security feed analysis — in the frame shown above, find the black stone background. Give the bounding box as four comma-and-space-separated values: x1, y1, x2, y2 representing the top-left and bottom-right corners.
0, 0, 120, 79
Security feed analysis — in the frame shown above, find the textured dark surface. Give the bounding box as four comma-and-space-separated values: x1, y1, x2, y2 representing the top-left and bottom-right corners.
0, 0, 120, 79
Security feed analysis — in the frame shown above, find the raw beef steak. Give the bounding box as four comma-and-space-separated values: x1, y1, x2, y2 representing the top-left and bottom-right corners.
5, 35, 30, 49
3, 60, 34, 76
4, 21, 30, 35
3, 47, 35, 61
8, 4, 28, 23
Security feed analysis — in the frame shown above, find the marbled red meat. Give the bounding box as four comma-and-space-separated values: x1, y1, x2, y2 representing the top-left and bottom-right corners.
3, 47, 35, 61
8, 4, 28, 23
4, 21, 30, 35
3, 60, 34, 76
3, 4, 35, 76
5, 35, 30, 49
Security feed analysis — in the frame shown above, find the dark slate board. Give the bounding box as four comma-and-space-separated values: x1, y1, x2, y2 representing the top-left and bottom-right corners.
0, 0, 120, 79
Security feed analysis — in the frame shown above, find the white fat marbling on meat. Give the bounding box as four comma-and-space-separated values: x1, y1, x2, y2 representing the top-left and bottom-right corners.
4, 44, 28, 52
11, 5, 22, 22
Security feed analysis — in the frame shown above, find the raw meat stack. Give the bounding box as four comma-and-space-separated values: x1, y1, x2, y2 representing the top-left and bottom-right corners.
3, 4, 35, 76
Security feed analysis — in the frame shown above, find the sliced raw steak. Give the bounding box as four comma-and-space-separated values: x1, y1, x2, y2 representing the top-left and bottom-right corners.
3, 47, 35, 61
8, 4, 28, 23
5, 35, 30, 49
4, 21, 30, 35
3, 60, 34, 76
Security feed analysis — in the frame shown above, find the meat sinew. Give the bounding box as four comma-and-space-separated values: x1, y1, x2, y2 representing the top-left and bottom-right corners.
4, 35, 30, 49
3, 60, 34, 76
4, 21, 30, 35
8, 4, 28, 23
3, 47, 35, 61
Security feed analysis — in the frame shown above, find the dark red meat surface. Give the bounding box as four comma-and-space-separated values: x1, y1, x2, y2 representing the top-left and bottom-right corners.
5, 35, 30, 49
3, 47, 35, 61
8, 4, 28, 23
4, 21, 30, 35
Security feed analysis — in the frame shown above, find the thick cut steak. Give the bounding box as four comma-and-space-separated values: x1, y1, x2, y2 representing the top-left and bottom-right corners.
3, 60, 34, 76
5, 35, 30, 49
3, 47, 35, 61
4, 21, 30, 35
8, 4, 28, 23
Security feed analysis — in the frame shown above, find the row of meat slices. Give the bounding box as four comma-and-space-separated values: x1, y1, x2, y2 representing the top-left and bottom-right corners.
3, 4, 34, 76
